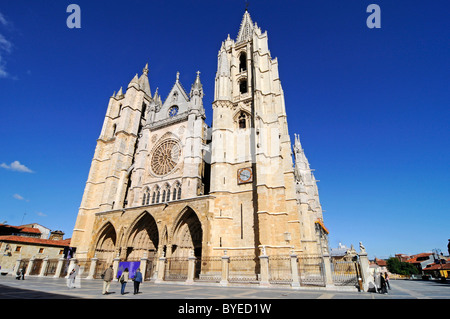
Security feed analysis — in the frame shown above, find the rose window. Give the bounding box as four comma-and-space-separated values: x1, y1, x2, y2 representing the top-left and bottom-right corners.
151, 139, 181, 176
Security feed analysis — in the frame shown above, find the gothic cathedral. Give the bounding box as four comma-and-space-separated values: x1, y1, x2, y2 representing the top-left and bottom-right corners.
71, 10, 329, 269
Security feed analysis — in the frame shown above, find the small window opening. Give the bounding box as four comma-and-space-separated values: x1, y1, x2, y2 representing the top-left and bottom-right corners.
239, 79, 248, 94
239, 53, 247, 72
238, 113, 247, 129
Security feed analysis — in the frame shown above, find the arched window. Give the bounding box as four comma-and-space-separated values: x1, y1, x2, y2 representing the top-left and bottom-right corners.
172, 185, 177, 201
177, 185, 182, 200
141, 103, 147, 119
239, 52, 247, 72
112, 124, 117, 137
237, 111, 251, 130
162, 184, 171, 202
238, 112, 247, 129
239, 79, 248, 94
152, 186, 160, 204
142, 188, 150, 205
172, 182, 182, 200
145, 189, 150, 205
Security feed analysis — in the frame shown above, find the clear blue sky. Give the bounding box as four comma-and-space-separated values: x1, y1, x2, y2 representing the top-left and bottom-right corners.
0, 1, 449, 259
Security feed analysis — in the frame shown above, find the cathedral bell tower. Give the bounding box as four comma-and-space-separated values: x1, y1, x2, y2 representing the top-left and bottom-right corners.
210, 10, 303, 255
71, 64, 152, 258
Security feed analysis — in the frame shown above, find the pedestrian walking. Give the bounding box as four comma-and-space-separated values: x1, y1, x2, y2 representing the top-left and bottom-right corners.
374, 272, 380, 293
133, 268, 143, 295
384, 272, 391, 290
67, 268, 76, 288
67, 265, 80, 288
16, 268, 25, 280
102, 265, 114, 295
119, 268, 129, 295
379, 273, 388, 294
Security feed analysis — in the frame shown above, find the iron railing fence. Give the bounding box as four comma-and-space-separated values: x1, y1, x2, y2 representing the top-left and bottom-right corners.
164, 257, 189, 281
331, 260, 359, 286
268, 255, 292, 285
228, 255, 260, 283
297, 254, 326, 287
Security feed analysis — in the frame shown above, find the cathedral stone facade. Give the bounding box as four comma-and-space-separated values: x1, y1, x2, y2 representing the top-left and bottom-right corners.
71, 11, 329, 271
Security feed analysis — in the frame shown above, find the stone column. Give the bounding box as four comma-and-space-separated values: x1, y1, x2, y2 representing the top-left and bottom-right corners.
155, 252, 166, 283
290, 252, 300, 288
140, 253, 148, 282
322, 252, 335, 288
54, 256, 65, 278
113, 254, 120, 281
186, 250, 196, 284
25, 256, 35, 276
220, 250, 230, 286
87, 256, 98, 280
358, 242, 371, 292
12, 258, 21, 277
259, 246, 270, 287
39, 256, 49, 277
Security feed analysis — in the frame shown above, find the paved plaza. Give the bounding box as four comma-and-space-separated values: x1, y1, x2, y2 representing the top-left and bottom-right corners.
0, 275, 448, 300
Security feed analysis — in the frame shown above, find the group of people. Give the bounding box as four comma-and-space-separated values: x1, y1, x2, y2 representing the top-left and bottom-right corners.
374, 272, 391, 294
101, 265, 143, 296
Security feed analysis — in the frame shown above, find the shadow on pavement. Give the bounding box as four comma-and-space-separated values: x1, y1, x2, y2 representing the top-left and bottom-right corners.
0, 284, 78, 299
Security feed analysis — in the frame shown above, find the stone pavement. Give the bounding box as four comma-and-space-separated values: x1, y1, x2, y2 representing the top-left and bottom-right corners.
0, 275, 449, 300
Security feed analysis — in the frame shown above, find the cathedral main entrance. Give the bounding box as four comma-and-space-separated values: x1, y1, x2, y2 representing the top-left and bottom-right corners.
126, 212, 159, 260
170, 207, 203, 259
163, 207, 203, 281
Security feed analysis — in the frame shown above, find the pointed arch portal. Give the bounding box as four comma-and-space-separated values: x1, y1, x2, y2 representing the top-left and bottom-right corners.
126, 212, 159, 260
171, 207, 203, 259
95, 222, 117, 264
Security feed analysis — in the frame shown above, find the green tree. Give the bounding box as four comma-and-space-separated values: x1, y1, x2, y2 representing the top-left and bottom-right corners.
386, 257, 419, 276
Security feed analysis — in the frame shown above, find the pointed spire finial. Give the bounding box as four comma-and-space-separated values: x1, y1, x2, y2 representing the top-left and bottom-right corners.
143, 63, 149, 76
176, 71, 180, 82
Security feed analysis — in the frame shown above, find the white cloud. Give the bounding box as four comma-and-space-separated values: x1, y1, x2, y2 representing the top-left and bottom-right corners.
1, 161, 34, 173
0, 12, 8, 26
37, 212, 47, 217
13, 193, 24, 200
0, 12, 12, 78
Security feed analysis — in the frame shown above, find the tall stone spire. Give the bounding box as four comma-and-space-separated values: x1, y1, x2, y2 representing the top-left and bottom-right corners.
237, 10, 254, 43
190, 71, 204, 113
138, 63, 151, 97
127, 74, 140, 90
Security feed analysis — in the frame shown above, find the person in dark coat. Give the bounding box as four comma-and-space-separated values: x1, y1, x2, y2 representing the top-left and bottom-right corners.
379, 273, 388, 294
133, 268, 143, 295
